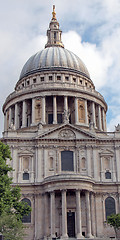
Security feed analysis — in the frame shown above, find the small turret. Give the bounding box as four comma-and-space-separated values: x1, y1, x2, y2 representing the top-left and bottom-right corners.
45, 5, 64, 48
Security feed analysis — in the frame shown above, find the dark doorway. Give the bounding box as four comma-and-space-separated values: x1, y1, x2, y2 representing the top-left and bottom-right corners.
67, 212, 75, 237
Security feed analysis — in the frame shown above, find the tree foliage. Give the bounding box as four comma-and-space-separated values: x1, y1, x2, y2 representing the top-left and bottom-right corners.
107, 213, 120, 238
0, 213, 25, 240
0, 142, 31, 239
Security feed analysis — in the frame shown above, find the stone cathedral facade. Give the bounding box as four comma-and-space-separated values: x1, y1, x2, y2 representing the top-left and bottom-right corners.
1, 6, 120, 240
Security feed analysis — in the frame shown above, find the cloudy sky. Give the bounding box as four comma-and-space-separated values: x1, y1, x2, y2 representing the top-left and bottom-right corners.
0, 0, 120, 136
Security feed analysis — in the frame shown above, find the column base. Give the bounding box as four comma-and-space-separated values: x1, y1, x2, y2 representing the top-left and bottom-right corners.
21, 125, 26, 128
77, 233, 85, 239
53, 121, 57, 124
30, 123, 35, 126
61, 234, 68, 239
86, 233, 94, 238
51, 234, 56, 239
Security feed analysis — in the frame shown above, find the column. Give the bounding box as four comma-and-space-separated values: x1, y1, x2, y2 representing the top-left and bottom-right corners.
76, 190, 84, 239
112, 156, 116, 182
15, 103, 18, 129
9, 107, 12, 127
31, 98, 36, 125
85, 100, 88, 125
30, 157, 34, 182
44, 193, 49, 238
102, 108, 105, 131
100, 156, 104, 182
22, 100, 27, 128
4, 111, 7, 131
50, 191, 56, 238
18, 157, 22, 182
75, 97, 79, 124
53, 96, 57, 124
42, 97, 46, 124
93, 147, 99, 181
62, 190, 68, 239
115, 146, 120, 181
86, 146, 91, 177
118, 193, 120, 213
98, 105, 102, 131
91, 193, 96, 237
91, 102, 96, 128
64, 96, 68, 112
85, 191, 93, 238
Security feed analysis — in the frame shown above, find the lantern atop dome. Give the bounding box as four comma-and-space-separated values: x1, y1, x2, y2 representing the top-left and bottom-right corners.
45, 5, 64, 48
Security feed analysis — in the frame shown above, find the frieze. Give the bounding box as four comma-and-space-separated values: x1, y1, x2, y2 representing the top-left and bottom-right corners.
58, 129, 76, 139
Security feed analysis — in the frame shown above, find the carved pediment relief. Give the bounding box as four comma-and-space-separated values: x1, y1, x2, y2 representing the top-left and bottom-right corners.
37, 123, 96, 140
58, 129, 76, 139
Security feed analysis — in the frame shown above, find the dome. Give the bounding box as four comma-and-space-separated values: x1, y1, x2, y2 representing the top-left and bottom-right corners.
19, 47, 90, 80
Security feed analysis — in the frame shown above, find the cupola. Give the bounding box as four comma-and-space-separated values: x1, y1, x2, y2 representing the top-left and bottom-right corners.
45, 5, 64, 48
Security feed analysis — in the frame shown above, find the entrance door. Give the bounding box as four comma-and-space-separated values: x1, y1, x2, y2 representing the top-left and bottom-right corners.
67, 212, 75, 237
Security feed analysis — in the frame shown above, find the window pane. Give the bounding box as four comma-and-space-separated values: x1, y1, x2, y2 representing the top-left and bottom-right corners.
21, 198, 31, 223
57, 114, 62, 123
61, 151, 74, 171
23, 172, 29, 180
105, 171, 111, 179
48, 114, 53, 124
105, 197, 116, 219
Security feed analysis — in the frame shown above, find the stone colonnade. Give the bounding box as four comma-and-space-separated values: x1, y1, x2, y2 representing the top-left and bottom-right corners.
44, 189, 94, 239
4, 95, 106, 131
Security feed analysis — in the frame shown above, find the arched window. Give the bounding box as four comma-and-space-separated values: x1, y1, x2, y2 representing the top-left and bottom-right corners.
105, 197, 116, 219
61, 151, 74, 171
21, 198, 31, 223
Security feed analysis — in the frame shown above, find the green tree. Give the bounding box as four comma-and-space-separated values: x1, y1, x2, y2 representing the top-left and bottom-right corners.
107, 213, 120, 238
0, 142, 31, 239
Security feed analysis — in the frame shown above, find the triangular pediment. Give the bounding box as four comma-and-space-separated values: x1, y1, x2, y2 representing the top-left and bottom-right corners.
36, 123, 96, 140
18, 148, 34, 156
99, 149, 114, 156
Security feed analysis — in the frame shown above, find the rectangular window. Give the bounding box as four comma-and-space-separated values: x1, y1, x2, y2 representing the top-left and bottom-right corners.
65, 76, 69, 81
41, 77, 44, 81
57, 113, 62, 124
48, 114, 53, 124
61, 151, 74, 171
23, 172, 29, 180
73, 78, 76, 82
80, 80, 82, 84
49, 76, 52, 81
33, 78, 36, 83
54, 32, 56, 39
57, 75, 61, 80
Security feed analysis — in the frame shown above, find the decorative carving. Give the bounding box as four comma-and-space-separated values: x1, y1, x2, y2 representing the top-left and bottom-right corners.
35, 99, 42, 122
78, 99, 85, 123
59, 129, 76, 139
115, 124, 120, 132
63, 109, 70, 123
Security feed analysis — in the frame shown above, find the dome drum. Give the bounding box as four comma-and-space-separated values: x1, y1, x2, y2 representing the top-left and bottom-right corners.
16, 69, 94, 92
3, 91, 107, 134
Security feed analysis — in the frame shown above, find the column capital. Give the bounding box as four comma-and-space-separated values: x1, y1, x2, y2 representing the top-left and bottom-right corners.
50, 190, 55, 195
61, 189, 67, 193
76, 189, 81, 193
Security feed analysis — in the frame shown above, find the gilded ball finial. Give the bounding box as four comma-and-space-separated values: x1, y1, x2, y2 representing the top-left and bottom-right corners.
52, 5, 56, 20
